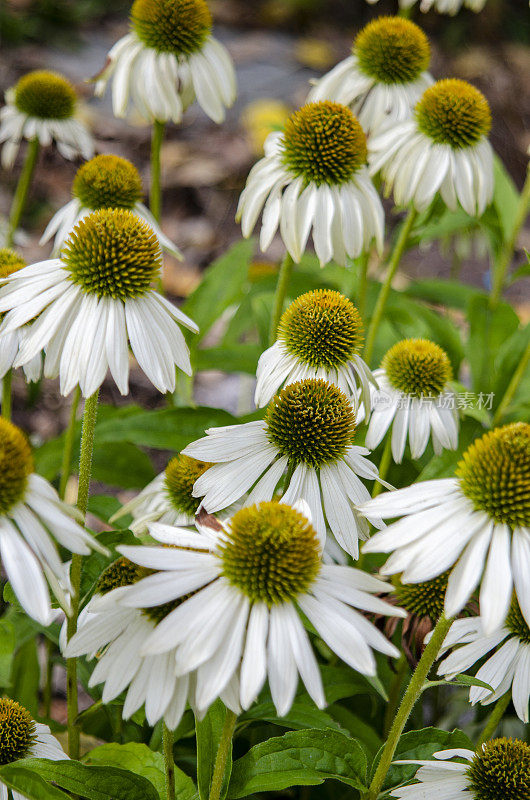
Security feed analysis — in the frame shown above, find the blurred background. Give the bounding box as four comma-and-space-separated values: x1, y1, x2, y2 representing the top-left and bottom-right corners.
0, 0, 528, 422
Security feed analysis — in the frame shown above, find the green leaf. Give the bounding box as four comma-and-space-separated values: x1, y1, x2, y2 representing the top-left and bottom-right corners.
18, 758, 159, 800
0, 764, 70, 800
91, 441, 155, 489
465, 294, 519, 393
11, 638, 39, 716
85, 742, 198, 800
195, 344, 262, 375
196, 701, 234, 800
0, 620, 15, 687
370, 727, 472, 791
424, 674, 494, 693
405, 280, 483, 311
228, 729, 368, 798
182, 240, 254, 344
493, 155, 520, 241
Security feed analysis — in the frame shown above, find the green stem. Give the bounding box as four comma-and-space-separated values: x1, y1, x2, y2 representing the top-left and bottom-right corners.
492, 340, 530, 426
43, 637, 54, 719
66, 390, 99, 760
2, 369, 13, 421
208, 709, 237, 800
372, 436, 392, 498
59, 386, 81, 501
269, 253, 294, 346
7, 138, 40, 247
363, 614, 453, 800
150, 120, 165, 224
364, 208, 417, 365
476, 692, 511, 749
163, 724, 176, 800
356, 252, 369, 320
383, 655, 408, 738
490, 164, 530, 307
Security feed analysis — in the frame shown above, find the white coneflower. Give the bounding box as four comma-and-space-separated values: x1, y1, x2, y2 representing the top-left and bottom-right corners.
64, 555, 240, 728
370, 79, 494, 216
255, 290, 376, 412
366, 0, 487, 15
40, 154, 181, 258
118, 501, 405, 716
0, 208, 198, 397
0, 699, 68, 796
237, 101, 384, 267
391, 738, 530, 800
184, 378, 389, 558
436, 597, 530, 723
365, 339, 459, 463
0, 249, 40, 383
111, 453, 212, 534
360, 423, 530, 635
309, 17, 433, 136
0, 418, 106, 625
95, 0, 236, 124
0, 70, 93, 170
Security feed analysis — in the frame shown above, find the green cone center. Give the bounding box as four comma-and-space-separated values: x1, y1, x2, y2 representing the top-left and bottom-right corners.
0, 699, 36, 765
355, 16, 430, 85
393, 571, 449, 624
416, 79, 491, 149
220, 501, 321, 605
14, 70, 76, 120
265, 378, 356, 469
73, 155, 143, 210
467, 738, 530, 800
383, 338, 452, 398
278, 289, 364, 369
0, 419, 33, 515
62, 208, 162, 300
281, 101, 367, 186
457, 423, 530, 528
131, 0, 212, 56
164, 454, 212, 517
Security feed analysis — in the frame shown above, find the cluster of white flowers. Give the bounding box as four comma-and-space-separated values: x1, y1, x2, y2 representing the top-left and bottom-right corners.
0, 2, 528, 798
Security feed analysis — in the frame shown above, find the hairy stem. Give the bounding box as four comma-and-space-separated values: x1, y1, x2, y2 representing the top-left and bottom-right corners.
363, 614, 453, 800
66, 390, 99, 759
163, 724, 176, 800
208, 709, 237, 800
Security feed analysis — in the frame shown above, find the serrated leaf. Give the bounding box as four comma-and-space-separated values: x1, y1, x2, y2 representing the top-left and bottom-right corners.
228, 729, 368, 798
85, 742, 198, 800
0, 764, 70, 800
370, 727, 473, 791
18, 758, 159, 800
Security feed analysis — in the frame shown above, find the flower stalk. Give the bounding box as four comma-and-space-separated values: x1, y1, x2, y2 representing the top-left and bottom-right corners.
363, 613, 453, 800
163, 723, 176, 800
1, 370, 13, 421
150, 120, 165, 224
364, 208, 417, 364
66, 390, 99, 759
269, 253, 294, 346
7, 137, 40, 247
490, 162, 530, 307
476, 692, 511, 749
59, 386, 81, 500
208, 709, 238, 800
